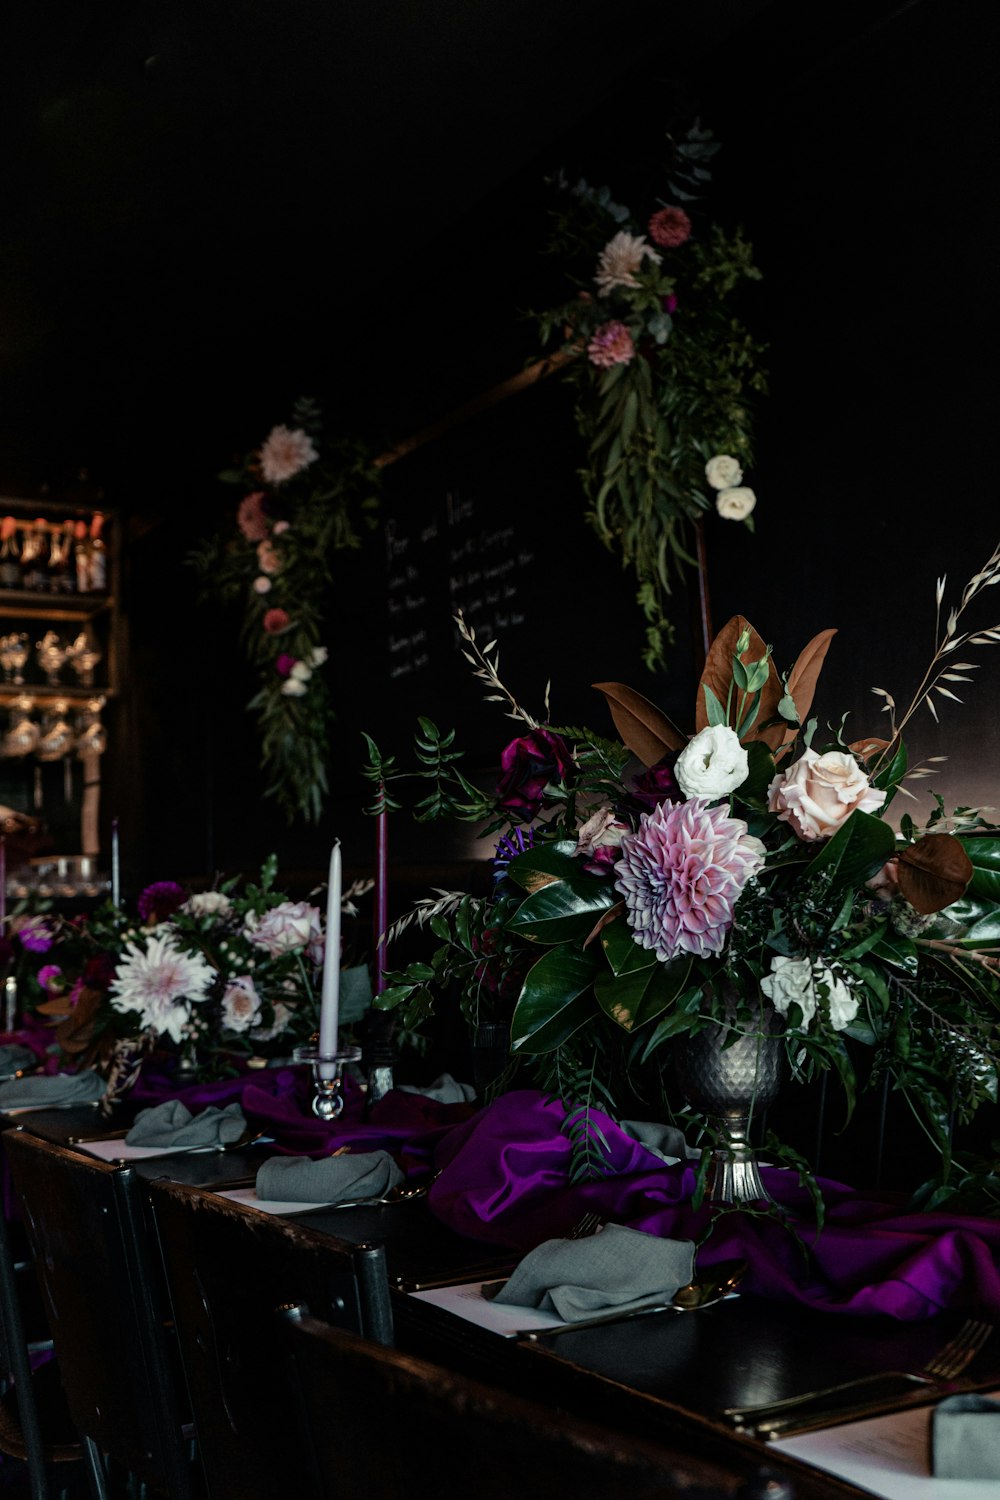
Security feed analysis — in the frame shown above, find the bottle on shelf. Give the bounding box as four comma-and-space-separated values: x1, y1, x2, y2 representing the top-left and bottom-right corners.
20, 520, 48, 592
46, 520, 74, 594
88, 513, 108, 593
0, 518, 21, 589
73, 520, 90, 592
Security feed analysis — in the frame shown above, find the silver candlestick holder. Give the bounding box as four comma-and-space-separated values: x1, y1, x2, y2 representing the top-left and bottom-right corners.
293, 1042, 362, 1120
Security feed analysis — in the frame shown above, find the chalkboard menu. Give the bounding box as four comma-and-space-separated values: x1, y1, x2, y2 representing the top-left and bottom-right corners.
335, 374, 699, 774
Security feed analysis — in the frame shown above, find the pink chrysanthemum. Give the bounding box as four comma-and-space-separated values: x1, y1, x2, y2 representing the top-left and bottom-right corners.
258, 425, 318, 485
648, 205, 692, 249
586, 320, 636, 369
615, 798, 764, 961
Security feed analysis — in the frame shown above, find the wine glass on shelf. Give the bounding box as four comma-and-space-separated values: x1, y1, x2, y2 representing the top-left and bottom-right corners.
3, 696, 38, 758
66, 631, 102, 687
75, 696, 107, 758
0, 632, 29, 686
35, 631, 68, 687
36, 700, 74, 762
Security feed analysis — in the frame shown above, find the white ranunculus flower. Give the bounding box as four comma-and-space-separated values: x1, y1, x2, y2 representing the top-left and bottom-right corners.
221, 976, 262, 1033
309, 645, 328, 667
290, 661, 312, 681
704, 454, 743, 490
761, 956, 817, 1029
674, 724, 749, 800
716, 486, 757, 521
280, 677, 307, 697
818, 966, 860, 1032
183, 890, 232, 918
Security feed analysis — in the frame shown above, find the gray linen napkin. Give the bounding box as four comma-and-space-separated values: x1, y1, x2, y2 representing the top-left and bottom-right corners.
398, 1073, 476, 1104
492, 1223, 696, 1321
0, 1044, 39, 1078
619, 1119, 699, 1163
932, 1394, 1000, 1480
0, 1069, 107, 1110
254, 1150, 404, 1204
125, 1099, 247, 1149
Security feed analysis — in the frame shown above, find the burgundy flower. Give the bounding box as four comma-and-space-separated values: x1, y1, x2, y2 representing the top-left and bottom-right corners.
276, 653, 297, 678
663, 293, 678, 314
137, 880, 186, 924
496, 729, 575, 821
237, 491, 270, 543
263, 608, 290, 635
630, 757, 681, 811
84, 953, 116, 989
648, 205, 692, 249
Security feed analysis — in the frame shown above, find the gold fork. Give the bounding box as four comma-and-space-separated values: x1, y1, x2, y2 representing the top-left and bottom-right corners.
565, 1210, 603, 1240
724, 1318, 993, 1429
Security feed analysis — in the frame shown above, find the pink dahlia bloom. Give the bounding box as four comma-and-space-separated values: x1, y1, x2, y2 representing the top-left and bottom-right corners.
586, 320, 636, 369
237, 492, 269, 542
648, 205, 692, 249
615, 798, 765, 961
258, 425, 318, 485
263, 608, 290, 635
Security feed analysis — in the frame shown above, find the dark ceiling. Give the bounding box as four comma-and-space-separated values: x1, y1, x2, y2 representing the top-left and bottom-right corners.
0, 0, 803, 501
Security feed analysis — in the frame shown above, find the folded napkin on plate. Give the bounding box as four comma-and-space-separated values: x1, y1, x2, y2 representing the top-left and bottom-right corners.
619, 1119, 699, 1164
125, 1099, 247, 1149
932, 1393, 1000, 1480
0, 1069, 107, 1110
492, 1223, 696, 1321
0, 1043, 39, 1078
398, 1073, 476, 1104
254, 1150, 404, 1205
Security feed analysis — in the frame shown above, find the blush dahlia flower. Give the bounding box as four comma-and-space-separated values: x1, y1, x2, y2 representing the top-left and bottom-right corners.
615, 798, 765, 961
108, 934, 214, 1044
258, 424, 318, 485
594, 230, 661, 296
586, 320, 636, 368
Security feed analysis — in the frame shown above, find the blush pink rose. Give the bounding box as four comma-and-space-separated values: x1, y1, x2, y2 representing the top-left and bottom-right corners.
263, 608, 290, 635
768, 749, 886, 841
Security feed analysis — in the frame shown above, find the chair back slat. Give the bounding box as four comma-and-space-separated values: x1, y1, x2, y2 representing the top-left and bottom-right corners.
3, 1129, 196, 1500
147, 1176, 393, 1500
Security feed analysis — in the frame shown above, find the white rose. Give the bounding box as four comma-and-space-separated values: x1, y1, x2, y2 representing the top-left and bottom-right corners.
675, 724, 749, 800
820, 967, 859, 1032
309, 646, 328, 667
705, 454, 743, 490
768, 748, 886, 841
221, 976, 262, 1033
716, 486, 757, 521
290, 661, 312, 681
280, 678, 307, 697
761, 956, 817, 1029
183, 891, 232, 918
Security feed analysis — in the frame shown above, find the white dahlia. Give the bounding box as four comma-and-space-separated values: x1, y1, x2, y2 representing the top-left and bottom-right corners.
258, 424, 318, 485
109, 933, 215, 1044
594, 230, 661, 296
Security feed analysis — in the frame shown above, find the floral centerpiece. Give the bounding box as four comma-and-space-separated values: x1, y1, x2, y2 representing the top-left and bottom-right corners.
534, 122, 768, 668
190, 397, 380, 823
368, 550, 1000, 1208
16, 858, 372, 1096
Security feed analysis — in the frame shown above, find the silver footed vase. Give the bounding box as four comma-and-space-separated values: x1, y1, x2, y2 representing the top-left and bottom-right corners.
672, 999, 786, 1206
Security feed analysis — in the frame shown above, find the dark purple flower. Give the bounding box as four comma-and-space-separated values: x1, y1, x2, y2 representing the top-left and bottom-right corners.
663, 293, 678, 315
630, 756, 681, 812
276, 653, 297, 678
84, 953, 116, 989
496, 729, 575, 821
137, 880, 186, 924
37, 964, 63, 992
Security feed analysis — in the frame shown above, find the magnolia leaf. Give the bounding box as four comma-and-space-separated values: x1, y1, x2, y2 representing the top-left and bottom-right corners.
506, 878, 618, 944
600, 914, 658, 976
510, 947, 597, 1053
781, 629, 838, 745
895, 833, 973, 915
851, 735, 893, 764
694, 616, 783, 747
962, 835, 1000, 903
583, 899, 625, 949
807, 808, 897, 891
591, 681, 686, 765
594, 957, 692, 1033
505, 841, 578, 893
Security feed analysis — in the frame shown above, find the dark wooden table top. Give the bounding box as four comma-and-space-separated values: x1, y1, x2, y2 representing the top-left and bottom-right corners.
8, 1102, 998, 1500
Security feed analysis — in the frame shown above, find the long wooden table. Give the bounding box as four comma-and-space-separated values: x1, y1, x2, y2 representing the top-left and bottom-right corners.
8, 1103, 999, 1500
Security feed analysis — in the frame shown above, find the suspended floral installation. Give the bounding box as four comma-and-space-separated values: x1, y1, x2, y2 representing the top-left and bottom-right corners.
534, 122, 768, 669
191, 397, 380, 823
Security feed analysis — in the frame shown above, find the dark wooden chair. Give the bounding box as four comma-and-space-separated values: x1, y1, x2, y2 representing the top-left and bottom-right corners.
0, 1191, 85, 1500
278, 1306, 754, 1500
145, 1176, 393, 1500
2, 1128, 199, 1500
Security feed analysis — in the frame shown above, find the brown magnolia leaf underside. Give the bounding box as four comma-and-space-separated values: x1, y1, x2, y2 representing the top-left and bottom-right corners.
584, 900, 625, 949
782, 629, 838, 744
592, 682, 686, 766
695, 616, 784, 748
895, 833, 974, 915
849, 735, 893, 761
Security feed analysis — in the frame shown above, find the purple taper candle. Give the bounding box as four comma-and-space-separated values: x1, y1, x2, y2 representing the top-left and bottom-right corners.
374, 808, 388, 994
